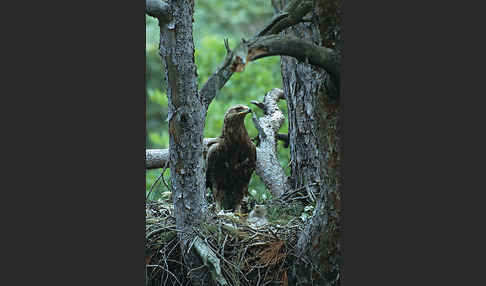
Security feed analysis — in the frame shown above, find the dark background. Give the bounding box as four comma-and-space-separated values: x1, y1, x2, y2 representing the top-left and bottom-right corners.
2, 0, 485, 285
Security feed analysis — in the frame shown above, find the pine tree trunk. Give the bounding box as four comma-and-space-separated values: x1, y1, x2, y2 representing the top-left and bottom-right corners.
274, 0, 342, 284
158, 0, 209, 283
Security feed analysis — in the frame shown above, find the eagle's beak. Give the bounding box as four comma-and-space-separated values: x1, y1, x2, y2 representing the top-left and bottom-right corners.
244, 108, 252, 114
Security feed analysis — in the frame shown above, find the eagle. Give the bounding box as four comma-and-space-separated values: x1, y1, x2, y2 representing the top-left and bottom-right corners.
205, 104, 256, 213
247, 204, 268, 227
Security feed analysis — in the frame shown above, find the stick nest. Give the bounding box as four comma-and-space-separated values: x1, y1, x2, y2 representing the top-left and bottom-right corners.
146, 200, 305, 286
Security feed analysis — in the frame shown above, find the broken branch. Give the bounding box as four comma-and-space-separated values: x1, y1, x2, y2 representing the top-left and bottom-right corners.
146, 0, 171, 21
256, 0, 313, 36
251, 88, 290, 197
146, 138, 218, 169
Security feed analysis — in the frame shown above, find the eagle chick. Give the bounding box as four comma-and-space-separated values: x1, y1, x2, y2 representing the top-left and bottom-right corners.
206, 104, 256, 213
247, 204, 268, 227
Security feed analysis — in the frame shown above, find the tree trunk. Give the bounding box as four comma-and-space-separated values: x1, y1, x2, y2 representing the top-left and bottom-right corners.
277, 0, 326, 200
274, 0, 342, 285
158, 0, 210, 283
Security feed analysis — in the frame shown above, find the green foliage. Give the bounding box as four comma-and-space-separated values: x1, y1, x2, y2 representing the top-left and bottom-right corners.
248, 174, 273, 204
193, 0, 274, 43
145, 15, 159, 45
146, 0, 289, 202
146, 168, 171, 201
146, 41, 166, 149
266, 202, 305, 225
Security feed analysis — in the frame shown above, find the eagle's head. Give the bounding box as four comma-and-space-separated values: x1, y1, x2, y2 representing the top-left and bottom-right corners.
222, 104, 252, 138
223, 104, 252, 124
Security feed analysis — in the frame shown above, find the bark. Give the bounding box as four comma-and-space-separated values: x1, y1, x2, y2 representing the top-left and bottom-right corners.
146, 149, 169, 169
278, 5, 325, 201
240, 35, 340, 88
251, 88, 291, 197
157, 0, 212, 284
160, 0, 205, 234
146, 0, 170, 21
256, 0, 313, 36
292, 85, 342, 286
273, 0, 342, 285
314, 0, 342, 51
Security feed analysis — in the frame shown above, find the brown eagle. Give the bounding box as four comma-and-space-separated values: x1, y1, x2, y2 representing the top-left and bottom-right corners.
205, 104, 256, 213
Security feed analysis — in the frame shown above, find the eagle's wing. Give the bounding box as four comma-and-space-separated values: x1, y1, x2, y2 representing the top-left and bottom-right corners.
233, 141, 257, 212
205, 140, 220, 176
204, 139, 218, 171
205, 140, 224, 210
238, 141, 257, 178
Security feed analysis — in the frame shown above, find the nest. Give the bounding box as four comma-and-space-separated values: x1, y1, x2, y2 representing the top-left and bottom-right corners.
146, 200, 304, 286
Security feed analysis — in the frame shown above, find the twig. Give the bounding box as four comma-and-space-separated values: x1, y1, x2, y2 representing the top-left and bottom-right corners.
221, 234, 228, 257
267, 228, 280, 241
256, 268, 261, 286
146, 225, 181, 240
187, 264, 207, 276
146, 160, 169, 200
224, 38, 231, 53
146, 170, 164, 200
161, 169, 172, 193
146, 264, 183, 286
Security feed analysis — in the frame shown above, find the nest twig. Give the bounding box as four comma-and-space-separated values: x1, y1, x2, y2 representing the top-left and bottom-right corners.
146, 201, 303, 286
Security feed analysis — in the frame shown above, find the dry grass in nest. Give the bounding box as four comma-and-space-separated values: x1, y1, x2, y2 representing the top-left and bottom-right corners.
146, 200, 304, 286
258, 240, 286, 266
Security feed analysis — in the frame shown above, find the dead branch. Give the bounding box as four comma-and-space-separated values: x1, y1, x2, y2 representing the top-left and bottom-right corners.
199, 0, 322, 111
193, 237, 228, 285
243, 35, 340, 90
251, 88, 290, 197
199, 33, 340, 109
199, 46, 236, 110
146, 149, 169, 170
256, 0, 313, 36
145, 0, 171, 21
146, 138, 217, 169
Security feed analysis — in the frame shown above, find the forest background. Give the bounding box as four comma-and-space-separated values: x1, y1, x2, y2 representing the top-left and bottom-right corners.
146, 0, 290, 203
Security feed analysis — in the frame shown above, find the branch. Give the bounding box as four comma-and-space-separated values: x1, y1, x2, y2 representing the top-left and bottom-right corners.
256, 0, 313, 36
198, 0, 314, 111
251, 88, 290, 197
193, 237, 228, 285
199, 43, 235, 110
200, 34, 340, 109
146, 149, 169, 169
246, 35, 340, 89
145, 0, 170, 20
146, 138, 218, 169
